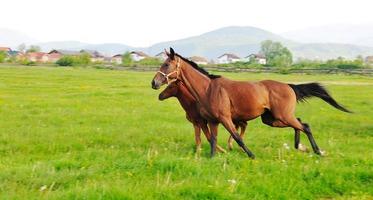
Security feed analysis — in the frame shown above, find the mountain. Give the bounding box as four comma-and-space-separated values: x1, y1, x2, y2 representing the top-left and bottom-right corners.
146, 26, 294, 59
146, 26, 373, 60
290, 43, 373, 60
3, 26, 373, 60
282, 24, 373, 47
0, 28, 38, 47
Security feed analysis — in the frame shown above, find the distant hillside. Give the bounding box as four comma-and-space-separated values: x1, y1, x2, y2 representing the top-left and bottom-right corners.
0, 28, 38, 47
146, 26, 293, 59
147, 26, 373, 60
282, 24, 373, 47
290, 43, 373, 60
33, 27, 373, 60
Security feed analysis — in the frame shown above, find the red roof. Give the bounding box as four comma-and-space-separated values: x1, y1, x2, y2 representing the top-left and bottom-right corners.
26, 52, 47, 59
0, 47, 11, 51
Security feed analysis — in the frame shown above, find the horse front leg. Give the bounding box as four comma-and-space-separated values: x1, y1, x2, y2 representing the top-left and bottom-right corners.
193, 124, 202, 155
207, 122, 219, 157
200, 123, 226, 153
221, 118, 255, 159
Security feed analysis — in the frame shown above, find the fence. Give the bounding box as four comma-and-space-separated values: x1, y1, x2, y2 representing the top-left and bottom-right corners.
108, 65, 373, 76
1, 63, 373, 76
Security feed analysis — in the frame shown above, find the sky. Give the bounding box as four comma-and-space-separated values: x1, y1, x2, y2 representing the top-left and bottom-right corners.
1, 0, 372, 47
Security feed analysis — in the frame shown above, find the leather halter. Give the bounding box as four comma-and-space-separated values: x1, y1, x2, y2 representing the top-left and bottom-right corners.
156, 57, 181, 85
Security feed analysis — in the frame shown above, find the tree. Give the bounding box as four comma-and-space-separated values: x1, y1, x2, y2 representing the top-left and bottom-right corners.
26, 45, 41, 53
17, 43, 26, 53
0, 51, 7, 63
122, 52, 133, 66
77, 53, 91, 65
260, 40, 293, 67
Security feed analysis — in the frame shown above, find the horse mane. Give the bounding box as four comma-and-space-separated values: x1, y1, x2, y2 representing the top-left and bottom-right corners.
175, 54, 221, 79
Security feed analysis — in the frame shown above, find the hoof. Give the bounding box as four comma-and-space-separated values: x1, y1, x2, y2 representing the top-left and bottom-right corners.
318, 150, 327, 156
217, 145, 227, 153
298, 143, 309, 152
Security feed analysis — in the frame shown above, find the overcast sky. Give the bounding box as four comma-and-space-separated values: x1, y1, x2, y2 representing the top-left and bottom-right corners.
1, 0, 372, 47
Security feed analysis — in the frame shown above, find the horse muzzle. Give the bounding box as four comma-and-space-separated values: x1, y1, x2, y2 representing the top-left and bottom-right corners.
151, 80, 161, 90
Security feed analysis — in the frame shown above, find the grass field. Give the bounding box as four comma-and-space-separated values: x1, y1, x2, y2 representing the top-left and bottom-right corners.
0, 66, 372, 199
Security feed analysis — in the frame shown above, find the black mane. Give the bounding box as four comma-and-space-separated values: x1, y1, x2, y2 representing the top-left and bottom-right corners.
176, 54, 221, 79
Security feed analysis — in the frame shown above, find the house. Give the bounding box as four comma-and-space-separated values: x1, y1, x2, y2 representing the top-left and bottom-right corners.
245, 54, 267, 65
365, 56, 373, 65
48, 49, 81, 56
189, 56, 209, 65
0, 47, 11, 52
130, 51, 149, 61
217, 53, 241, 64
111, 54, 123, 64
47, 52, 62, 63
26, 52, 49, 62
80, 50, 105, 62
7, 50, 21, 57
155, 52, 168, 61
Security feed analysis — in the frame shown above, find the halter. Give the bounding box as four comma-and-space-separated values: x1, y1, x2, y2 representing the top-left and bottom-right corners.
157, 57, 181, 85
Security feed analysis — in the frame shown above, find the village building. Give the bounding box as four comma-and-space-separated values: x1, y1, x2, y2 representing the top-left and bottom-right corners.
26, 52, 49, 62
130, 51, 149, 61
365, 56, 373, 66
48, 49, 81, 56
244, 54, 267, 65
155, 52, 168, 61
80, 50, 105, 62
189, 56, 209, 65
217, 53, 241, 64
0, 47, 12, 52
111, 54, 123, 64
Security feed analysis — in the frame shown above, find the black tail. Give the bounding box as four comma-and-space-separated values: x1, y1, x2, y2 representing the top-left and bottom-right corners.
288, 82, 352, 113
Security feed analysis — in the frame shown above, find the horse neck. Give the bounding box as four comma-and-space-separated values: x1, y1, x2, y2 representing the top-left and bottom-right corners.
175, 83, 197, 110
179, 59, 211, 105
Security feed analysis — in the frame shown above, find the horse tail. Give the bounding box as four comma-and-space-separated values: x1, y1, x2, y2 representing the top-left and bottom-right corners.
288, 82, 352, 113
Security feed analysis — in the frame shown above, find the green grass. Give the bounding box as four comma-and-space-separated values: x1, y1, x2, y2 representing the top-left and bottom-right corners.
0, 66, 372, 200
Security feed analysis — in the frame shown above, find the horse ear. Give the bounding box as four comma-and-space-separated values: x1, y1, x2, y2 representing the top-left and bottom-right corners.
164, 48, 170, 57
169, 47, 175, 60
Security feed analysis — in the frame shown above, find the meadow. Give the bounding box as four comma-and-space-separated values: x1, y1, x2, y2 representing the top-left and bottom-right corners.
0, 65, 372, 199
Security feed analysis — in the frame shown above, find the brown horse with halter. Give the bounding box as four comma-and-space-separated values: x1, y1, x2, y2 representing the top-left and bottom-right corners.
158, 80, 247, 153
152, 48, 351, 158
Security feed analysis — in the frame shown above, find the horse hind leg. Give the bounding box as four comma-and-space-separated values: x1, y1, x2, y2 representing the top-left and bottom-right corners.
301, 122, 323, 155
261, 111, 312, 153
294, 118, 308, 152
287, 117, 323, 155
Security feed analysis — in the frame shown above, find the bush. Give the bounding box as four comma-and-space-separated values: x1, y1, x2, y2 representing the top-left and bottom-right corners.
137, 57, 162, 66
324, 57, 364, 69
56, 54, 92, 66
56, 56, 75, 66
218, 61, 263, 68
19, 59, 36, 66
292, 59, 324, 68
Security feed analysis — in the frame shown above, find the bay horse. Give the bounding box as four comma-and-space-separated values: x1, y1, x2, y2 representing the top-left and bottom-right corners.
152, 48, 351, 158
158, 80, 247, 153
